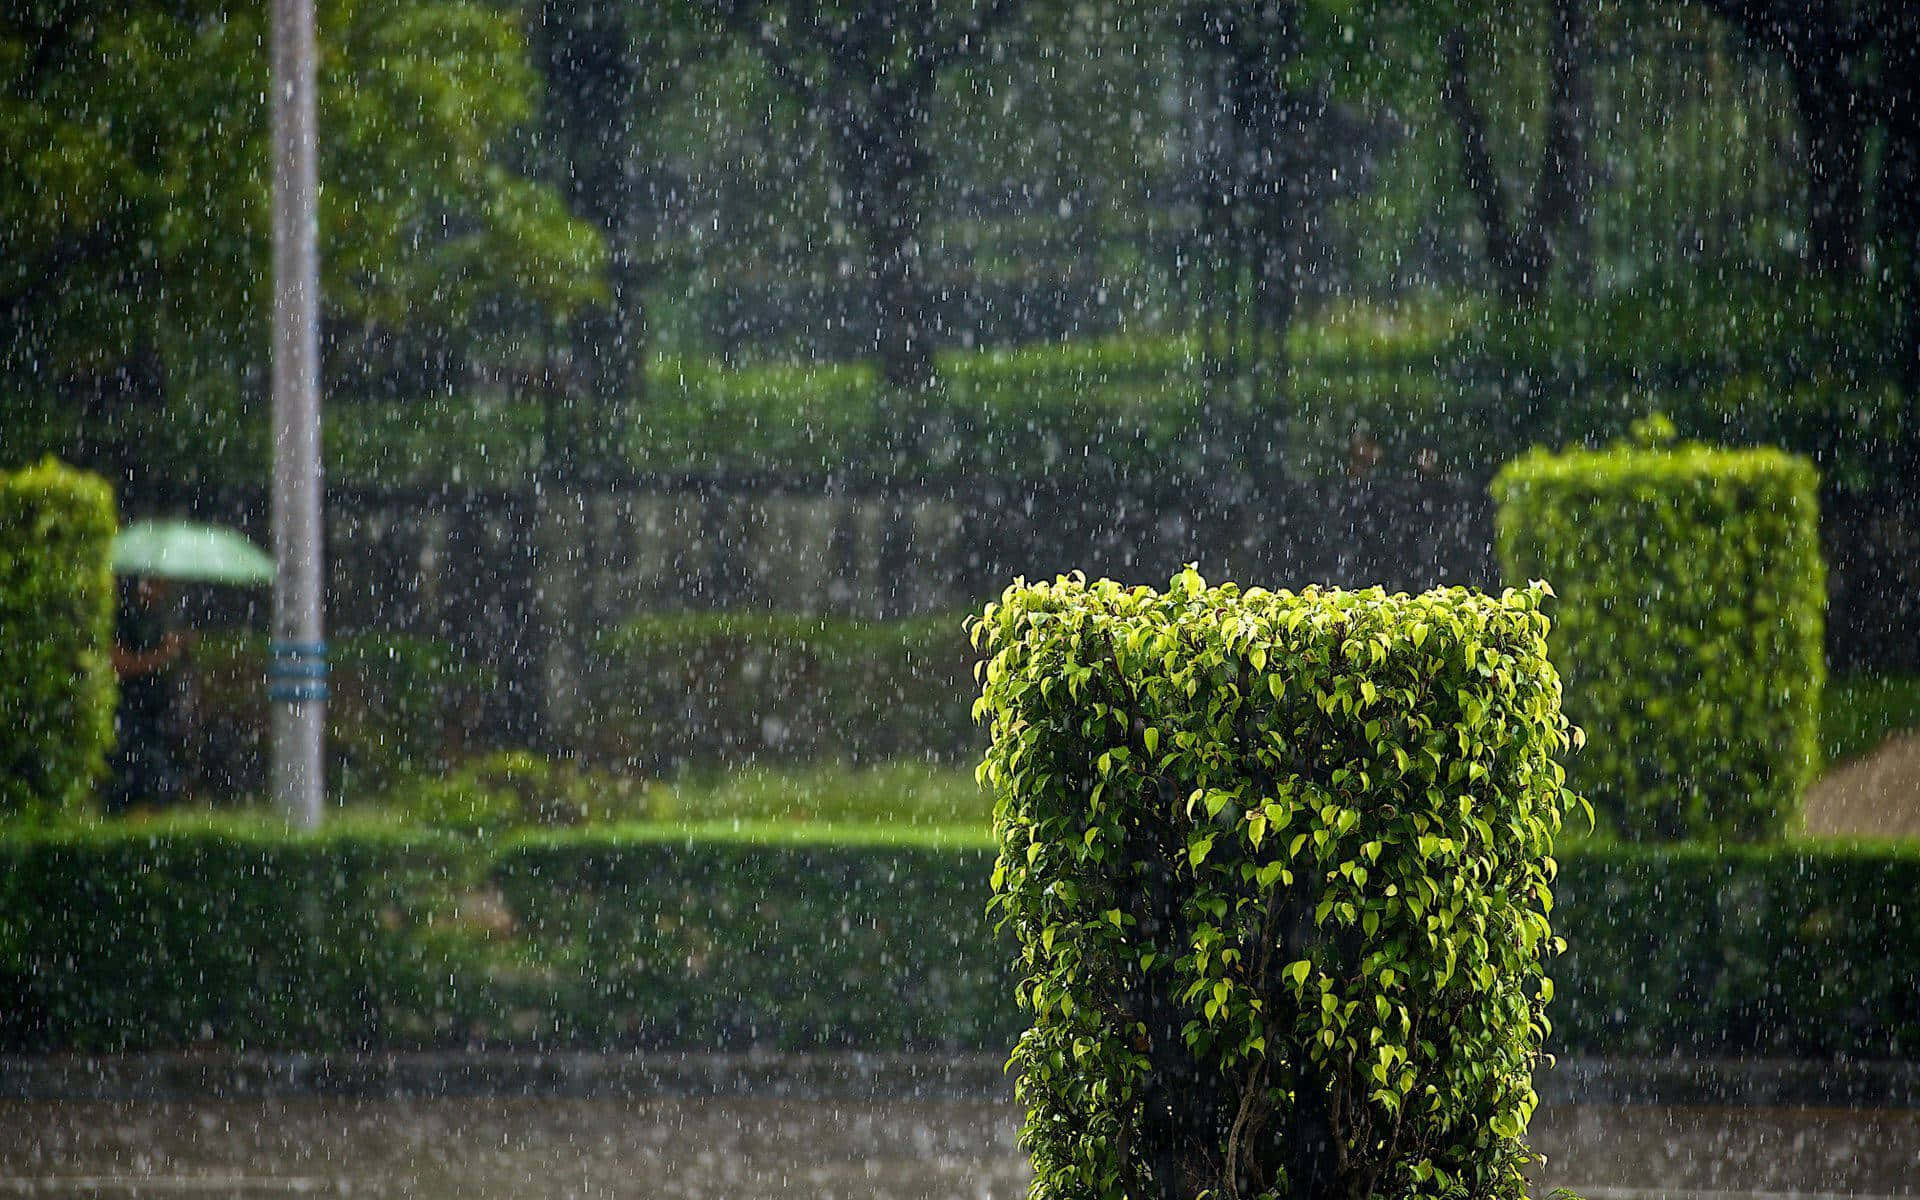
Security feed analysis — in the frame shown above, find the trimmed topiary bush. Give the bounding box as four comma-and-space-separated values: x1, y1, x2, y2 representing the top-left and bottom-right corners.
973, 570, 1580, 1200
0, 459, 117, 822
1492, 422, 1824, 841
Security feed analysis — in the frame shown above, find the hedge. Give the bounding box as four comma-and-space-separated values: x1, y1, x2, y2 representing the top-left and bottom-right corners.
0, 459, 117, 822
490, 824, 1015, 1050
1551, 841, 1920, 1060
973, 571, 1579, 1200
491, 830, 1920, 1064
1, 822, 1916, 1061
0, 820, 464, 1051
1493, 427, 1825, 841
576, 612, 978, 769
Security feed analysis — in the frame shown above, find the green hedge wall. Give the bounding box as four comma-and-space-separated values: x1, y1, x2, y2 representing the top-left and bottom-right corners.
491, 825, 1015, 1049
577, 613, 978, 769
0, 459, 117, 822
0, 821, 464, 1050
974, 571, 1578, 1200
1494, 431, 1825, 841
487, 831, 1920, 1061
1552, 841, 1920, 1060
3, 823, 1915, 1061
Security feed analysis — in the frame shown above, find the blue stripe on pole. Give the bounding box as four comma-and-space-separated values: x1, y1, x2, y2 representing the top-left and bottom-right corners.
267, 640, 327, 701
268, 683, 331, 702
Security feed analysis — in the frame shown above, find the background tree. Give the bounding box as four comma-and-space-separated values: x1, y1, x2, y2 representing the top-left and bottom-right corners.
1686, 0, 1920, 467
1689, 0, 1876, 276
1438, 0, 1592, 299
1175, 1, 1384, 393
0, 0, 601, 478
698, 0, 1025, 398
526, 0, 723, 475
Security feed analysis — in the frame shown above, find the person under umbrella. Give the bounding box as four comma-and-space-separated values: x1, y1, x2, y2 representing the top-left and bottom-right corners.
107, 520, 274, 813
108, 574, 190, 813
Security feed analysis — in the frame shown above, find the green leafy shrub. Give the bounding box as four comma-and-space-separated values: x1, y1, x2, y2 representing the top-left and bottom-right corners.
579, 612, 977, 769
377, 750, 653, 836
491, 824, 1015, 1049
0, 459, 116, 822
974, 570, 1580, 1200
0, 818, 464, 1050
1493, 426, 1825, 840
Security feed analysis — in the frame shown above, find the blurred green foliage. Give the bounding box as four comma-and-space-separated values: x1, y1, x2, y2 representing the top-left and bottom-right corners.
0, 459, 116, 823
189, 631, 497, 802
212, 283, 1920, 485
1495, 432, 1826, 841
579, 612, 978, 769
5, 279, 1900, 490
372, 750, 655, 837
652, 761, 990, 826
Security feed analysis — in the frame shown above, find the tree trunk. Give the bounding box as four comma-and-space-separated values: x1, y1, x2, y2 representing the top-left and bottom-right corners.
866, 212, 936, 395
1883, 18, 1920, 475
1525, 0, 1592, 287
841, 118, 937, 397
1441, 0, 1591, 301
531, 0, 647, 477
1789, 45, 1866, 276
1440, 31, 1525, 296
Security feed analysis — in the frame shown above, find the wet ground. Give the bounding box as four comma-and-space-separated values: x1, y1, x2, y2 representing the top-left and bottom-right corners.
0, 1096, 1914, 1199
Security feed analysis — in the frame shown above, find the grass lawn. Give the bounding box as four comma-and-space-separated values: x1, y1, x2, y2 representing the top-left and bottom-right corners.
651, 760, 990, 828
1821, 674, 1920, 768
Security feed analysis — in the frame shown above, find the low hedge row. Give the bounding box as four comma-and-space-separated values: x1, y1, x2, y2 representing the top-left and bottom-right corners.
1551, 841, 1920, 1060
0, 821, 464, 1051
2, 824, 1914, 1059
491, 826, 1013, 1049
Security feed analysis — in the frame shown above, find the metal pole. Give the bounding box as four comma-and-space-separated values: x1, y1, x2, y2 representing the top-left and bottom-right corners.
269, 0, 326, 828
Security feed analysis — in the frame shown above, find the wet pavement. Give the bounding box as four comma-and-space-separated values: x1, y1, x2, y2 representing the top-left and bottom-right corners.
1, 1096, 1915, 1199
